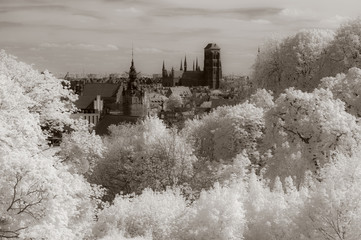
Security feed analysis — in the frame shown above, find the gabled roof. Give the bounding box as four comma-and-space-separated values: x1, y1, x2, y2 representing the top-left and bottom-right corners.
167, 86, 192, 97
74, 96, 95, 109
182, 71, 204, 80
82, 83, 121, 98
204, 43, 220, 50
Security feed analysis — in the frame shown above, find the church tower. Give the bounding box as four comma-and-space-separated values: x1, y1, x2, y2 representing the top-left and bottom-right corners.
204, 43, 222, 89
128, 48, 138, 89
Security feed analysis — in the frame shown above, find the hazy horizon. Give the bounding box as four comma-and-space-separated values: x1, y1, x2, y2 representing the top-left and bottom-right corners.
1, 0, 360, 76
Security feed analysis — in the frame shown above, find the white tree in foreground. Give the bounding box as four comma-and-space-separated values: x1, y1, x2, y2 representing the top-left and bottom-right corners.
0, 51, 102, 239
91, 117, 197, 198
296, 150, 361, 240
0, 50, 77, 136
263, 87, 361, 184
320, 67, 361, 117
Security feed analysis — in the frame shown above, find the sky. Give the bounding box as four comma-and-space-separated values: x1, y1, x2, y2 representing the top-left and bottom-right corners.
1, 0, 360, 77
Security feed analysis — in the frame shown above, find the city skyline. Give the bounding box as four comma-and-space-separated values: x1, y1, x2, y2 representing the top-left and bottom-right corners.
1, 0, 360, 76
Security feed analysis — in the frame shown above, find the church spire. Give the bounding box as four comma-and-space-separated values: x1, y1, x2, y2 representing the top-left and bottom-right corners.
193, 60, 195, 71
180, 59, 183, 71
162, 60, 167, 78
131, 44, 134, 67
184, 55, 187, 72
196, 57, 199, 71
129, 46, 137, 82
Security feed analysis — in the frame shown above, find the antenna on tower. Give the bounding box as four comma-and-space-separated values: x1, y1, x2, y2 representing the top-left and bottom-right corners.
131, 42, 134, 67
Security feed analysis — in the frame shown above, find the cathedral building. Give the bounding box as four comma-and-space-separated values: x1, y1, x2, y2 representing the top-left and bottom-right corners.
162, 43, 222, 89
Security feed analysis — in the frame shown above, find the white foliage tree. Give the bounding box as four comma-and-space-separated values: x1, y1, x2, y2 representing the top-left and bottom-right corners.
322, 18, 361, 77
263, 88, 361, 184
252, 29, 334, 96
183, 103, 265, 163
0, 52, 102, 239
59, 119, 105, 174
296, 150, 361, 239
320, 67, 361, 117
0, 50, 77, 136
91, 117, 197, 198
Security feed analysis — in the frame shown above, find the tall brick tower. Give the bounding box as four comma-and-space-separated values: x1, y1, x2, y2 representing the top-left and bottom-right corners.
204, 43, 222, 89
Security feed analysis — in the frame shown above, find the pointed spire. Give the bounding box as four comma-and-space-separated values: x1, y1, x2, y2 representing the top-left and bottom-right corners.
131, 43, 134, 67
193, 60, 195, 71
184, 55, 187, 72
180, 59, 183, 71
129, 44, 137, 81
162, 60, 165, 70
196, 57, 199, 71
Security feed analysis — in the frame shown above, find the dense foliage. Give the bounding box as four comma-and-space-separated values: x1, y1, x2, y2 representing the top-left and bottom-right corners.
252, 18, 361, 97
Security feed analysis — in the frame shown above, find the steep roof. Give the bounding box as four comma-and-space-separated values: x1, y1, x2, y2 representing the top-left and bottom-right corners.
74, 96, 95, 109
204, 43, 220, 50
167, 86, 192, 97
182, 71, 204, 81
82, 83, 121, 98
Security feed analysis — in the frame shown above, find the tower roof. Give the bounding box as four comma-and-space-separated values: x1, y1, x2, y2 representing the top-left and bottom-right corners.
129, 47, 137, 81
204, 43, 220, 50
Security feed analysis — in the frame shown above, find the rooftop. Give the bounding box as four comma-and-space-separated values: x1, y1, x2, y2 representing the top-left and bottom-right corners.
204, 43, 220, 50
82, 83, 121, 98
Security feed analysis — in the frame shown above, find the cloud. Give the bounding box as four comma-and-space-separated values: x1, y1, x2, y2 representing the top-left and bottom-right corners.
251, 19, 271, 24
321, 15, 351, 27
152, 7, 282, 20
279, 8, 306, 17
134, 47, 163, 54
115, 7, 143, 15
39, 43, 119, 51
0, 3, 103, 20
0, 21, 23, 28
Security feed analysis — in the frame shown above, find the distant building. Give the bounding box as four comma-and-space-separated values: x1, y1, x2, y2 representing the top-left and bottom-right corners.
117, 51, 149, 117
162, 43, 222, 89
71, 95, 103, 126
166, 86, 192, 99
